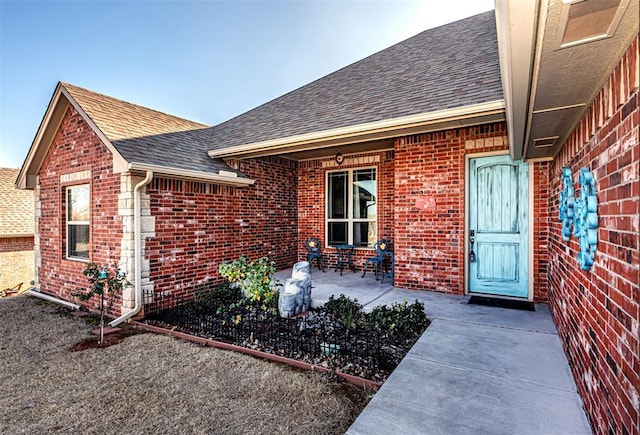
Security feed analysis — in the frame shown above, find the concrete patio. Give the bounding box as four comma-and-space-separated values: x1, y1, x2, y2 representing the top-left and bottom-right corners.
275, 268, 592, 435
274, 266, 395, 310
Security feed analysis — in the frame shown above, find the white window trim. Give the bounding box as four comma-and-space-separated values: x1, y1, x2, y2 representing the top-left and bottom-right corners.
66, 184, 90, 262
325, 166, 377, 248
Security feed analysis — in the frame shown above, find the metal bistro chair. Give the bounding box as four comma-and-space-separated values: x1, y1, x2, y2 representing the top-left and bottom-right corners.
361, 238, 390, 281
304, 238, 325, 272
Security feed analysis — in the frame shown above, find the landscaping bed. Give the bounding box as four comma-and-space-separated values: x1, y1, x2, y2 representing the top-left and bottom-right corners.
142, 283, 430, 383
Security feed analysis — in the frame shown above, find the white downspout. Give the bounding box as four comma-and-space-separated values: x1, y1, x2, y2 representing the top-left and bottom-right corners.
109, 170, 153, 327
26, 289, 81, 310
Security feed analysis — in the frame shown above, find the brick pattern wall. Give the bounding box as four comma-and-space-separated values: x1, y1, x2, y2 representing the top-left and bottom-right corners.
548, 37, 639, 435
393, 123, 549, 300
0, 236, 33, 253
0, 236, 34, 291
297, 151, 395, 270
295, 128, 549, 301
145, 156, 298, 299
533, 162, 550, 302
37, 105, 123, 315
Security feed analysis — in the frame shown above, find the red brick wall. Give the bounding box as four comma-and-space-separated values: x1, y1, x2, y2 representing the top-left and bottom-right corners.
548, 37, 639, 435
145, 156, 298, 298
37, 107, 298, 312
533, 162, 550, 302
393, 123, 549, 301
37, 105, 122, 314
0, 236, 33, 253
297, 151, 395, 269
0, 236, 34, 291
296, 130, 549, 301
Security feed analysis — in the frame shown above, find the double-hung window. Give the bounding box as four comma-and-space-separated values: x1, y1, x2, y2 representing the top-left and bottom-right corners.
326, 168, 377, 247
66, 185, 90, 260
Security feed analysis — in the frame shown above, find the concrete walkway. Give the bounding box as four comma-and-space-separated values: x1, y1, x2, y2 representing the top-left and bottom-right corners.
275, 269, 592, 435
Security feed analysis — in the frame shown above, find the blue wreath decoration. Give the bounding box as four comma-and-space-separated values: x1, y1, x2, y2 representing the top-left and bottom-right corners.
558, 167, 599, 271
573, 168, 598, 270
559, 167, 574, 241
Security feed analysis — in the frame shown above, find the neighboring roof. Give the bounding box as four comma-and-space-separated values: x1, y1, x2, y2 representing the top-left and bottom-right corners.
207, 10, 503, 154
62, 83, 247, 177
0, 168, 34, 237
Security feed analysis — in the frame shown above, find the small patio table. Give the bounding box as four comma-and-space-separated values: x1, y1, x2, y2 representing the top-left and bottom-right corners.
332, 244, 356, 275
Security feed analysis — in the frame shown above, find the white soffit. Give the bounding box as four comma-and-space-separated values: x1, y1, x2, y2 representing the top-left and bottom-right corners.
525, 0, 638, 160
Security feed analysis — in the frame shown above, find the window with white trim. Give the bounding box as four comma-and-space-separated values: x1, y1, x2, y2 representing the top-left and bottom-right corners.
66, 184, 90, 260
326, 168, 377, 247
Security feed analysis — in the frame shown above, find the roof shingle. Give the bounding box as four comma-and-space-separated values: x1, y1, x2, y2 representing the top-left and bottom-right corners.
206, 11, 502, 151
59, 11, 501, 171
0, 168, 34, 236
62, 83, 246, 176
62, 83, 208, 142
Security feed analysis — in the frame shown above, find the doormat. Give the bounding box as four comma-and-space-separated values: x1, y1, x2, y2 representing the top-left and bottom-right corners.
468, 296, 535, 311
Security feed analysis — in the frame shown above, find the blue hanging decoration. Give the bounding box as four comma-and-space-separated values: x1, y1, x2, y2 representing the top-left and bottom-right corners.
573, 168, 598, 270
558, 167, 574, 241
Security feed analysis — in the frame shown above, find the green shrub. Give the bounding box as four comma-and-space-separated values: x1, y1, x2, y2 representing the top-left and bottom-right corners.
321, 294, 364, 330
367, 299, 427, 337
218, 256, 279, 313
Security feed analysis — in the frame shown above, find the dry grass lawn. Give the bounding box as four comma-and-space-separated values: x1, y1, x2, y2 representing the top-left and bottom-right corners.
0, 295, 370, 434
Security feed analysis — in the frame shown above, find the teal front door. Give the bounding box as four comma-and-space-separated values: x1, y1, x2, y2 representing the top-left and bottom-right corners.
468, 155, 529, 298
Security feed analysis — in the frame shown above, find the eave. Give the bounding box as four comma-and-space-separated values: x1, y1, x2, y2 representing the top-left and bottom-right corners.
207, 100, 506, 160
496, 0, 639, 161
127, 162, 255, 186
494, 0, 539, 160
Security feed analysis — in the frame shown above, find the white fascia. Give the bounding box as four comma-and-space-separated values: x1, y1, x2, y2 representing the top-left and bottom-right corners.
207, 100, 506, 159
494, 0, 540, 161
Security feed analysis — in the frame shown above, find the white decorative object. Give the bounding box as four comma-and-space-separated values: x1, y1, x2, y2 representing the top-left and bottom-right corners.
277, 263, 313, 317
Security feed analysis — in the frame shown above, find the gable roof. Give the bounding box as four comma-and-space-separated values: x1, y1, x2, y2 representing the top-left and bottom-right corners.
207, 10, 504, 158
0, 168, 34, 237
62, 82, 208, 142
17, 83, 254, 189
61, 83, 248, 177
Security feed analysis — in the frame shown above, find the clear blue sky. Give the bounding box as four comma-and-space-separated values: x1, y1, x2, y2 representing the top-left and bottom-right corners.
0, 0, 494, 168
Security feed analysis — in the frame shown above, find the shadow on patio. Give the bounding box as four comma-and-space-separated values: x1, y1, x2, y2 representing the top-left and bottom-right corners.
274, 266, 395, 310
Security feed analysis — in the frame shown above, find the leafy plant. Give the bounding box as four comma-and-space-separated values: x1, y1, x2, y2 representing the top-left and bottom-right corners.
367, 299, 428, 337
322, 294, 364, 330
73, 263, 130, 344
219, 256, 280, 313
193, 282, 243, 314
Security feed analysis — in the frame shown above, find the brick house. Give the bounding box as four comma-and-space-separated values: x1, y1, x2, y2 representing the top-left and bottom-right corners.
15, 4, 639, 434
0, 168, 34, 293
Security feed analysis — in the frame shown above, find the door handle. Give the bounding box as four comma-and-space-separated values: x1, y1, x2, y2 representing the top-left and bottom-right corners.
469, 230, 476, 263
